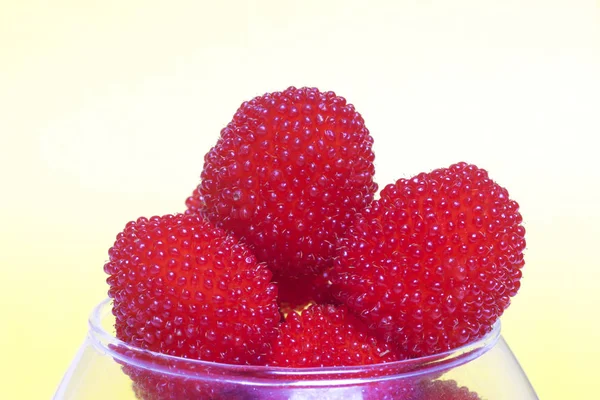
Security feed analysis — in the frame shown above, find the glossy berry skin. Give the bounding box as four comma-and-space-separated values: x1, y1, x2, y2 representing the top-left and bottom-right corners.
104, 214, 280, 365
267, 304, 397, 367
332, 162, 526, 358
187, 86, 377, 277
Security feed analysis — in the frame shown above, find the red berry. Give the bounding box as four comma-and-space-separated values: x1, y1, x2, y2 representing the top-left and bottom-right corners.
113, 346, 249, 400
268, 304, 397, 367
417, 380, 481, 399
188, 86, 377, 278
332, 162, 525, 358
184, 188, 203, 216
365, 378, 480, 400
104, 214, 280, 365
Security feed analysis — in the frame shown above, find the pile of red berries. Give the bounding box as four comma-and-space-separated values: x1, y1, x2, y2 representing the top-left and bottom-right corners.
105, 87, 525, 400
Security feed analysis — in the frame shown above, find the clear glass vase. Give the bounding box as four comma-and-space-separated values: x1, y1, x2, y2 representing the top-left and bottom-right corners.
54, 298, 538, 400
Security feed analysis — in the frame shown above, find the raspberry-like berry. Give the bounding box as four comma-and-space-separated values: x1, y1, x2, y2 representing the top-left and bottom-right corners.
104, 213, 280, 365
332, 162, 525, 358
417, 380, 481, 399
365, 378, 479, 400
267, 304, 397, 367
187, 86, 377, 278
113, 346, 249, 400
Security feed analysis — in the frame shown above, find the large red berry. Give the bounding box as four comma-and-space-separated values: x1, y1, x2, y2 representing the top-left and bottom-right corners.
332, 162, 525, 358
104, 214, 280, 365
187, 86, 377, 277
267, 304, 397, 367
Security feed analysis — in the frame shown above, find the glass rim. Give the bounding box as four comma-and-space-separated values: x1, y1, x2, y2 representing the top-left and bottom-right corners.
88, 297, 501, 385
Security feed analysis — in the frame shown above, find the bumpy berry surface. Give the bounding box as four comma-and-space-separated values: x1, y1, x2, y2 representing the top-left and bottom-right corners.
187, 86, 377, 277
332, 162, 525, 358
267, 304, 397, 367
104, 214, 280, 365
113, 346, 248, 400
417, 379, 481, 399
365, 378, 480, 400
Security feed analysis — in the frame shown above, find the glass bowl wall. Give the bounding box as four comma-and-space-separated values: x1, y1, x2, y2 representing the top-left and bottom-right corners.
54, 299, 538, 400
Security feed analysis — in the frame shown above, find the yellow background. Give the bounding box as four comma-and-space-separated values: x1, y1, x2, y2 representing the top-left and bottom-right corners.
1, 1, 598, 398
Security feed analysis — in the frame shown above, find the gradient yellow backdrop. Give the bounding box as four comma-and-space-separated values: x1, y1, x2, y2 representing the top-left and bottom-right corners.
1, 1, 598, 399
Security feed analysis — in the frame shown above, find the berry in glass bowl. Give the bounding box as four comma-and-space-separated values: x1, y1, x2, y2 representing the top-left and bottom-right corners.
55, 87, 537, 400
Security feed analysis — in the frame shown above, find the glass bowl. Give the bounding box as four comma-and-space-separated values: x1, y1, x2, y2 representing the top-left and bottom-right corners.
54, 298, 538, 399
